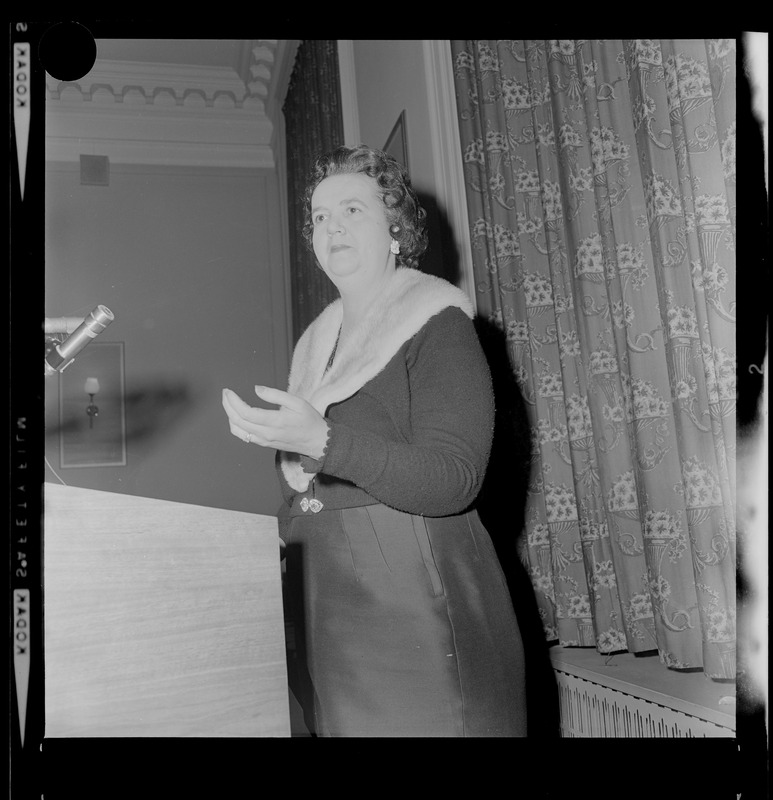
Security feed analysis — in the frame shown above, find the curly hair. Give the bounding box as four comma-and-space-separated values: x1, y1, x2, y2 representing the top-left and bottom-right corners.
301, 144, 428, 269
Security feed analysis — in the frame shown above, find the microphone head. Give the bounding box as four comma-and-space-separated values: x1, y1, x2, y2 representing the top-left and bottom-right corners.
88, 305, 115, 333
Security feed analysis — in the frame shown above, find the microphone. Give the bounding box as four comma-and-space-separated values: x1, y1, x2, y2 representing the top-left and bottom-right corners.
44, 305, 115, 375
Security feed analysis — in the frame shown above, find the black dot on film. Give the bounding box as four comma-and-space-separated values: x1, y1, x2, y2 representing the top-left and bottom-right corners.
38, 22, 97, 81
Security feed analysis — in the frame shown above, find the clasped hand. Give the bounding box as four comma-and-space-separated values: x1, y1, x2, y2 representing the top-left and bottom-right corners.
222, 386, 328, 460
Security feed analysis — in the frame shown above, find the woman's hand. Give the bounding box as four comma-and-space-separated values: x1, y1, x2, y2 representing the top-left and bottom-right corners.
222, 386, 329, 460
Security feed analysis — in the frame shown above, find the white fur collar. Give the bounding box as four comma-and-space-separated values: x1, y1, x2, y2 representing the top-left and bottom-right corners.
280, 268, 474, 492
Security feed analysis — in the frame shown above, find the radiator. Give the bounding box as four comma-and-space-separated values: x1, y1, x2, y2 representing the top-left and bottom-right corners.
550, 648, 736, 738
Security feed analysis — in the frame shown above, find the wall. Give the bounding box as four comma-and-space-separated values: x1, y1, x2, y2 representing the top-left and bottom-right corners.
351, 40, 462, 286
44, 162, 289, 515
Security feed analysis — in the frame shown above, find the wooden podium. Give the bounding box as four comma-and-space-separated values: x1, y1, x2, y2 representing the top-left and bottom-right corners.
44, 483, 290, 737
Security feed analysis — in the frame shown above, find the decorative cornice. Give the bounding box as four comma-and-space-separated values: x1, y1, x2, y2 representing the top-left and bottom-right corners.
45, 40, 286, 169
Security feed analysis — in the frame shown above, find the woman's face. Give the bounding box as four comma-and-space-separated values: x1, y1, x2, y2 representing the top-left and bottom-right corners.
311, 172, 395, 287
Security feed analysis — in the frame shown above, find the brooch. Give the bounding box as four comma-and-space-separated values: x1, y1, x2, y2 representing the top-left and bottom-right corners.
300, 497, 323, 513
300, 478, 324, 513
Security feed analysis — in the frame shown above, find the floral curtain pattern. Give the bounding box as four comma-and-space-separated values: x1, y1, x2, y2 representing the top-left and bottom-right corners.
451, 40, 736, 679
283, 40, 345, 344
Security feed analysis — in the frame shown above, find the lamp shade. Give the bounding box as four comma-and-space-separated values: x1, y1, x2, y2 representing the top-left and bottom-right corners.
84, 377, 100, 395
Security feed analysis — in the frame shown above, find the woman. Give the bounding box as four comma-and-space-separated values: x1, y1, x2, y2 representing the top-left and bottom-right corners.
222, 145, 526, 737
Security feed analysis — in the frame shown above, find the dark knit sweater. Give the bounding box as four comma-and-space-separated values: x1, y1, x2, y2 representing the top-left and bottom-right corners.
276, 305, 495, 518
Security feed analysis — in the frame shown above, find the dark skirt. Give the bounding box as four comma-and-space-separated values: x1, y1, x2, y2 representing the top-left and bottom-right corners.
281, 503, 527, 737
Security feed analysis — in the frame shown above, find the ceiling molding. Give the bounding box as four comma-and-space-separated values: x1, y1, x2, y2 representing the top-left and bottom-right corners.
45, 39, 291, 169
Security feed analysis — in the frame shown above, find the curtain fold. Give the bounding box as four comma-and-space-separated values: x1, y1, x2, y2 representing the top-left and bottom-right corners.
451, 39, 736, 679
282, 40, 345, 344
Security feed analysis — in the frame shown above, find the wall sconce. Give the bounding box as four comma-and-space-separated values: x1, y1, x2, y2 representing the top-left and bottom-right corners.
84, 377, 100, 428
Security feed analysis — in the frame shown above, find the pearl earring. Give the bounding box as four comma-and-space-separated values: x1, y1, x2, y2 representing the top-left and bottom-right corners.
390, 239, 400, 255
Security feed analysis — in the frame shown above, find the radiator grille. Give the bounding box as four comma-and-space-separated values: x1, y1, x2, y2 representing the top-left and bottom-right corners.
555, 671, 734, 738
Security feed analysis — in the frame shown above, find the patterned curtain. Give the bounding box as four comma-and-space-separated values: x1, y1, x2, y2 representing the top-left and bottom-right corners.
282, 40, 345, 344
451, 40, 737, 679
